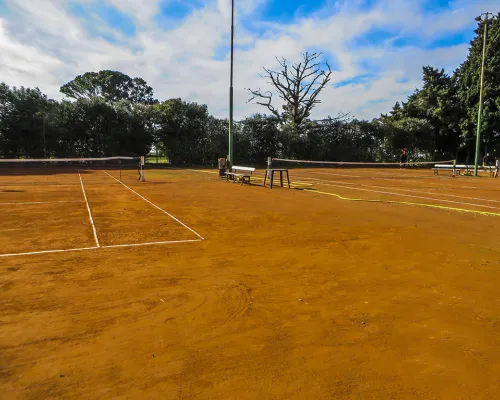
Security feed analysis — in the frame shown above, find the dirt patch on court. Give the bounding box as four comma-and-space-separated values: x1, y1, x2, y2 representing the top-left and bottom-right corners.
1, 168, 500, 399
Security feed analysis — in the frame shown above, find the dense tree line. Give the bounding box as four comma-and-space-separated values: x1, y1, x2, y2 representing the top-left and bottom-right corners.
0, 14, 499, 165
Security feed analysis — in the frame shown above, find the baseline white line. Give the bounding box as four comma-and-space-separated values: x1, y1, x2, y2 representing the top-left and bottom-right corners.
309, 181, 500, 210
102, 170, 204, 240
78, 171, 100, 247
101, 239, 203, 249
0, 246, 98, 258
0, 201, 84, 206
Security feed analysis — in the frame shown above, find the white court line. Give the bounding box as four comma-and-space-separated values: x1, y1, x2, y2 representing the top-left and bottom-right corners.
309, 170, 480, 188
102, 170, 204, 240
0, 201, 84, 206
309, 181, 500, 211
372, 176, 479, 189
0, 246, 98, 258
310, 171, 479, 189
311, 171, 362, 178
0, 239, 203, 258
293, 175, 500, 205
0, 183, 80, 187
101, 239, 203, 249
78, 171, 100, 248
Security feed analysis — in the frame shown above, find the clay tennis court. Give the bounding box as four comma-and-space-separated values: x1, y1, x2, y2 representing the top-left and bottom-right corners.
1, 166, 500, 399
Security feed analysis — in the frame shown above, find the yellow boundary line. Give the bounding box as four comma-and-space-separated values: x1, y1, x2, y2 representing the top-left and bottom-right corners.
304, 189, 500, 217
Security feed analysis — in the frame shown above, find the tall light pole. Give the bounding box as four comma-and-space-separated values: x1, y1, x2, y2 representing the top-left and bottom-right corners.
473, 12, 492, 176
228, 0, 235, 167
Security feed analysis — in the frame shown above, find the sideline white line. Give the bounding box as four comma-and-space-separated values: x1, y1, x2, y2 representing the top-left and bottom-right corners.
0, 201, 84, 206
0, 246, 98, 258
101, 239, 203, 249
102, 171, 204, 240
78, 171, 100, 247
310, 181, 500, 210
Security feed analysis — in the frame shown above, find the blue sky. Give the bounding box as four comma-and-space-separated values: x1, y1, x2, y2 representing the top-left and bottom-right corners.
0, 0, 498, 120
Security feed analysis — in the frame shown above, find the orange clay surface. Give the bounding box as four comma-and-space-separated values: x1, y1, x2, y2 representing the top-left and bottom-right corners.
1, 166, 500, 399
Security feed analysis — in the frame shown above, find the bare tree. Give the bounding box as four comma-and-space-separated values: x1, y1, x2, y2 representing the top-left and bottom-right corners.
247, 52, 333, 127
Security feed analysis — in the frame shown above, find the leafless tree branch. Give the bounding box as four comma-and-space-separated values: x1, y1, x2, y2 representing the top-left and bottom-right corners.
247, 52, 333, 127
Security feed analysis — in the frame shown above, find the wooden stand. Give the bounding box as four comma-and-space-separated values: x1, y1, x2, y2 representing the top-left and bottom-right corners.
264, 169, 290, 189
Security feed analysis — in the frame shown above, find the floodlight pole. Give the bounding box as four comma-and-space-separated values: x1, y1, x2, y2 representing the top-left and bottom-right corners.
474, 12, 491, 176
228, 0, 235, 167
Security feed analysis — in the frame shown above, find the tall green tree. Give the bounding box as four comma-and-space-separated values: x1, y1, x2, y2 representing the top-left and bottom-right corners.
456, 13, 500, 160
156, 99, 210, 165
0, 85, 53, 158
404, 67, 462, 159
60, 70, 156, 104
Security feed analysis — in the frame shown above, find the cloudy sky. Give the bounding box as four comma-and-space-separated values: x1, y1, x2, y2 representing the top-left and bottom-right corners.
0, 0, 499, 120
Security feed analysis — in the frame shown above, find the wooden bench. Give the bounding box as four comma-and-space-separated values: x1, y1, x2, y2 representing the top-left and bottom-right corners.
225, 166, 256, 185
433, 164, 498, 177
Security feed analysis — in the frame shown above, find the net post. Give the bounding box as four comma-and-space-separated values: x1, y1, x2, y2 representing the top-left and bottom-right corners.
140, 156, 145, 182
452, 159, 456, 177
267, 157, 272, 170
119, 159, 122, 182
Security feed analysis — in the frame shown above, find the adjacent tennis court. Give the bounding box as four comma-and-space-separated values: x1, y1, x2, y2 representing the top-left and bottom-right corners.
2, 162, 500, 399
0, 162, 203, 257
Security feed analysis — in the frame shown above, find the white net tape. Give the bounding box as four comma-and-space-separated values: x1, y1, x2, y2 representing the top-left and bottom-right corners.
271, 158, 455, 166
0, 156, 138, 163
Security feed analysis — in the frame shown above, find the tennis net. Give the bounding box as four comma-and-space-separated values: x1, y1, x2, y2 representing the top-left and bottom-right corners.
270, 158, 454, 169
0, 156, 145, 180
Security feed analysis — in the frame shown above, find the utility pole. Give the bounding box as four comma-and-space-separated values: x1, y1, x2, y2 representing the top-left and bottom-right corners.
228, 0, 235, 167
474, 12, 492, 176
42, 115, 47, 159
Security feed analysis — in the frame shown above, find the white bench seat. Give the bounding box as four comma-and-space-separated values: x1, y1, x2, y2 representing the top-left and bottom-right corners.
225, 165, 256, 185
433, 164, 498, 177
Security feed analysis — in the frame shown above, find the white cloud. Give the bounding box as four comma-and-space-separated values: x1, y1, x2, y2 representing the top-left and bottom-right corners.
0, 19, 62, 94
0, 0, 498, 120
108, 0, 160, 25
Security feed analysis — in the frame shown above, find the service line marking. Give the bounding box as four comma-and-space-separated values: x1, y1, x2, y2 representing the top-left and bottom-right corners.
0, 240, 203, 258
0, 201, 84, 206
101, 239, 203, 249
0, 246, 99, 258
